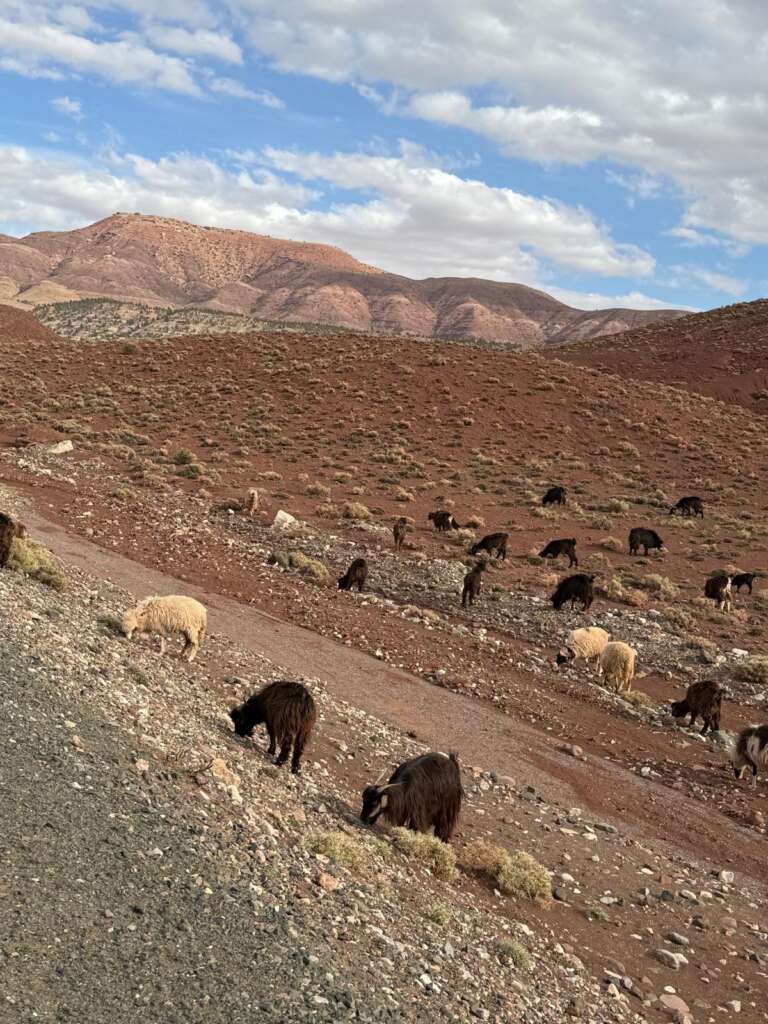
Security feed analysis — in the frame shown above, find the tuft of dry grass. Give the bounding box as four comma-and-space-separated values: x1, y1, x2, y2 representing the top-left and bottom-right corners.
460, 839, 551, 904
599, 536, 623, 552
622, 690, 656, 709
307, 830, 368, 871
342, 501, 371, 521
495, 938, 531, 970
8, 536, 66, 591
390, 828, 458, 881
734, 656, 768, 686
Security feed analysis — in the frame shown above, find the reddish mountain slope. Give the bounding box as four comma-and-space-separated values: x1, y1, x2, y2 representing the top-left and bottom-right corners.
0, 212, 683, 345
558, 299, 768, 412
0, 303, 59, 344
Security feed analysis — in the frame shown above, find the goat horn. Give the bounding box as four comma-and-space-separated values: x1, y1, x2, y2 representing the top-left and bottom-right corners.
379, 783, 404, 791
373, 765, 391, 785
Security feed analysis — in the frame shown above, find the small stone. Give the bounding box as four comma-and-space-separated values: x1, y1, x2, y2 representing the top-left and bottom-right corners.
318, 873, 339, 893
660, 993, 691, 1017
134, 759, 150, 774
724, 1000, 741, 1013
654, 949, 688, 970
560, 743, 583, 758
718, 870, 735, 884
666, 932, 690, 946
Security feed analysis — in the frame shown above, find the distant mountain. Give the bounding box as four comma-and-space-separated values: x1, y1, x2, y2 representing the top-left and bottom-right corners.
557, 298, 768, 413
0, 212, 684, 345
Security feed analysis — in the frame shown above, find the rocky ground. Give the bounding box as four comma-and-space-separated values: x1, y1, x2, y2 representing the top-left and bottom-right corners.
1, 484, 767, 1023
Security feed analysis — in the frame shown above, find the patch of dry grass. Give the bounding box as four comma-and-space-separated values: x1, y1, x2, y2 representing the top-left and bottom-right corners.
460, 839, 551, 904
390, 828, 458, 881
307, 830, 368, 871
8, 536, 66, 591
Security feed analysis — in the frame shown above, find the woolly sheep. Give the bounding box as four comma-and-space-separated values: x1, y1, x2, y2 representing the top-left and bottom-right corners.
556, 626, 610, 666
122, 595, 207, 661
599, 641, 637, 693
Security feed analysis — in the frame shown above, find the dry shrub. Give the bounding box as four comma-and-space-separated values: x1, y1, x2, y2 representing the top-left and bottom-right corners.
307, 830, 367, 871
495, 938, 531, 970
316, 502, 341, 519
390, 828, 457, 881
623, 690, 656, 709
599, 536, 622, 552
343, 501, 371, 521
461, 839, 551, 904
638, 573, 678, 598
269, 549, 332, 585
393, 487, 415, 503
8, 536, 66, 591
464, 514, 485, 528
734, 656, 768, 686
306, 481, 331, 497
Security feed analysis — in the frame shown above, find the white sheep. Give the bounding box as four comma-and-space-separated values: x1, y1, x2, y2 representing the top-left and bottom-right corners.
598, 641, 637, 693
556, 626, 610, 667
122, 595, 207, 662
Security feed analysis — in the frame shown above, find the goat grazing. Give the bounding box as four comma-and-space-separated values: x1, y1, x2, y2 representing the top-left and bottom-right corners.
628, 527, 665, 556
540, 538, 578, 567
732, 571, 761, 594
704, 573, 733, 611
0, 512, 26, 568
393, 517, 409, 550
669, 496, 704, 518
732, 724, 768, 788
338, 557, 368, 592
671, 679, 723, 735
599, 641, 637, 693
360, 752, 463, 843
461, 561, 487, 608
428, 510, 460, 532
469, 532, 508, 560
542, 486, 566, 506
122, 595, 207, 661
556, 626, 610, 666
551, 573, 595, 611
230, 680, 316, 774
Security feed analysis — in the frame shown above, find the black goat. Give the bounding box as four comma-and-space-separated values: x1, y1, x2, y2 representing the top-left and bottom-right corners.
732, 724, 768, 788
732, 572, 762, 594
542, 486, 567, 506
360, 752, 463, 843
338, 557, 368, 591
469, 532, 508, 560
669, 496, 704, 518
551, 573, 595, 611
628, 527, 665, 556
461, 561, 486, 608
539, 538, 578, 567
671, 679, 724, 735
704, 573, 733, 611
428, 510, 460, 531
229, 680, 317, 774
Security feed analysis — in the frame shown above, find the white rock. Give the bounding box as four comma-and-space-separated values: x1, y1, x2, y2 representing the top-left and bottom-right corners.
271, 509, 298, 530
48, 439, 74, 455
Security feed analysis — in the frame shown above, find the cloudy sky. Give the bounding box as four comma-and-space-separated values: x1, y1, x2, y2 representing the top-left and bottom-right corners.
0, 1, 765, 310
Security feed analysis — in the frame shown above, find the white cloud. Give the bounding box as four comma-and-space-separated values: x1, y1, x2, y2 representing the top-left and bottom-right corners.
260, 143, 654, 279
206, 74, 283, 106
670, 265, 748, 297
142, 23, 243, 63
546, 287, 698, 313
227, 0, 768, 245
0, 17, 200, 93
52, 95, 83, 119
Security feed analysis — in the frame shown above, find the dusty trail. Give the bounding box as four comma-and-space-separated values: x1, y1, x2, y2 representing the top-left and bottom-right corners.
24, 507, 767, 885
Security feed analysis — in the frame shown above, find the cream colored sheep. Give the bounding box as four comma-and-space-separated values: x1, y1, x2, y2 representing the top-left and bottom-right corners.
598, 641, 637, 693
556, 626, 610, 667
122, 595, 207, 662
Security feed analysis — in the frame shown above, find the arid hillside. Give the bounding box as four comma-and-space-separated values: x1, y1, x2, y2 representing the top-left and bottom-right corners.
0, 212, 683, 344
558, 299, 768, 413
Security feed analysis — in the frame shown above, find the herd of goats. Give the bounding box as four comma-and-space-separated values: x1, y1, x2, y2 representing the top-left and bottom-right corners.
1, 482, 767, 845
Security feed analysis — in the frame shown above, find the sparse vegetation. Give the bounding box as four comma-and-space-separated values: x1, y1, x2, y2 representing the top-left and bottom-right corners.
8, 536, 66, 591
461, 839, 551, 904
390, 828, 458, 881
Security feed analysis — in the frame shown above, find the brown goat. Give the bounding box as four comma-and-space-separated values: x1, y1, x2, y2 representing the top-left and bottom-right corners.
338, 557, 368, 591
461, 560, 486, 607
469, 532, 508, 560
0, 512, 26, 568
360, 752, 463, 843
704, 573, 733, 611
671, 679, 724, 735
393, 517, 409, 550
229, 680, 316, 774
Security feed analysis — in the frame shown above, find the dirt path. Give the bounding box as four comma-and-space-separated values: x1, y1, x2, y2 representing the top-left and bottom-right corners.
24, 507, 767, 886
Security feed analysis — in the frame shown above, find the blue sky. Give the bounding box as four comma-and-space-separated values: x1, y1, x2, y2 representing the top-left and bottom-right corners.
0, 1, 765, 311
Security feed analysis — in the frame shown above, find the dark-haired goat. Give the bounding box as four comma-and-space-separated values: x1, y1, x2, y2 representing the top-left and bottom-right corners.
469, 532, 508, 560
542, 486, 566, 506
732, 724, 768, 788
428, 510, 460, 532
360, 752, 463, 843
0, 511, 26, 569
338, 557, 368, 592
732, 572, 762, 594
461, 561, 486, 608
551, 573, 595, 611
704, 573, 733, 611
539, 538, 578, 567
393, 517, 409, 550
628, 527, 665, 556
669, 495, 704, 518
671, 679, 723, 735
229, 680, 316, 774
